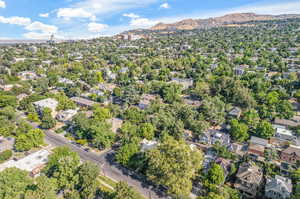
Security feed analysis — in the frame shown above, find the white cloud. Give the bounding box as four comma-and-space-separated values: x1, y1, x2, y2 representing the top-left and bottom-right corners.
23, 32, 54, 40
59, 0, 158, 17
123, 13, 140, 19
57, 8, 96, 21
25, 21, 58, 33
39, 13, 49, 18
88, 22, 108, 32
160, 3, 169, 9
129, 17, 158, 28
0, 0, 5, 8
0, 16, 31, 26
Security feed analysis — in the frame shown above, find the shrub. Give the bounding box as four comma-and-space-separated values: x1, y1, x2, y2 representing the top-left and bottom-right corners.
0, 150, 13, 163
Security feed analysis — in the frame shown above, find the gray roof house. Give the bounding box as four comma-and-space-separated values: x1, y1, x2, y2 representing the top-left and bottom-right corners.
234, 162, 263, 198
199, 130, 231, 147
250, 136, 269, 147
265, 175, 292, 199
228, 107, 242, 118
170, 78, 193, 90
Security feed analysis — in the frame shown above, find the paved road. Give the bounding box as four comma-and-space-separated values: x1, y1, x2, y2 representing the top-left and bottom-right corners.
44, 130, 165, 199
17, 113, 165, 199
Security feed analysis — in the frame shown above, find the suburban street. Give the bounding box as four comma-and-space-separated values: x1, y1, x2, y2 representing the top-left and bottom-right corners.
44, 130, 165, 199
17, 112, 165, 199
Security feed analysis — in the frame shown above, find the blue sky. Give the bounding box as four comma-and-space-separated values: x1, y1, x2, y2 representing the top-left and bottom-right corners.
0, 0, 300, 40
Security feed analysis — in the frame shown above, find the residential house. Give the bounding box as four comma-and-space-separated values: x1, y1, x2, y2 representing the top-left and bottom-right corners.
273, 125, 297, 143
56, 109, 78, 122
230, 143, 247, 157
0, 84, 14, 91
17, 71, 38, 81
90, 89, 104, 97
274, 117, 300, 128
228, 107, 242, 119
119, 67, 129, 73
58, 77, 74, 85
16, 93, 28, 101
182, 96, 202, 107
140, 139, 158, 152
234, 65, 249, 76
248, 143, 265, 158
265, 175, 292, 199
138, 94, 156, 110
247, 136, 269, 158
281, 145, 300, 164
106, 118, 123, 133
0, 149, 50, 177
170, 78, 193, 90
71, 97, 99, 108
210, 63, 218, 70
98, 83, 117, 92
105, 69, 117, 80
14, 58, 27, 63
199, 130, 231, 147
234, 162, 263, 198
33, 98, 58, 117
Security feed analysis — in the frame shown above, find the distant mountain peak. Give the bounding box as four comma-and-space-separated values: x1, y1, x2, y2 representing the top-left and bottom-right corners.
149, 13, 300, 31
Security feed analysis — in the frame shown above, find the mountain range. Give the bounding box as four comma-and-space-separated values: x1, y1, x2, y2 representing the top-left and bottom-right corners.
149, 13, 300, 31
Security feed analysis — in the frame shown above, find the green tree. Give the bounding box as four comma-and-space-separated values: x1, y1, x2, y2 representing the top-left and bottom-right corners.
44, 147, 80, 190
276, 100, 294, 119
230, 119, 249, 142
116, 142, 139, 167
40, 108, 56, 129
24, 176, 57, 199
161, 83, 182, 104
203, 192, 225, 199
206, 163, 225, 185
77, 162, 99, 199
139, 123, 155, 140
15, 134, 33, 151
56, 93, 76, 111
0, 150, 12, 163
242, 109, 260, 130
93, 106, 111, 122
91, 123, 116, 149
0, 168, 32, 199
64, 189, 81, 199
256, 120, 275, 139
200, 96, 225, 125
146, 137, 203, 198
291, 168, 300, 182
111, 182, 144, 199
0, 95, 17, 108
15, 129, 44, 151
192, 81, 210, 99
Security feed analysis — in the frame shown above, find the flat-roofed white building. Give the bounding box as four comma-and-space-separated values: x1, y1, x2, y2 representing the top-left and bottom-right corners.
33, 98, 58, 117
0, 149, 50, 177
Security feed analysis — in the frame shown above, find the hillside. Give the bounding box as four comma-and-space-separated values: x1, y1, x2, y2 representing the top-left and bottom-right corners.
150, 13, 300, 31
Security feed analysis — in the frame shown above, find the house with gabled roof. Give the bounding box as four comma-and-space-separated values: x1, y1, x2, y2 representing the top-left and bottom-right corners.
280, 145, 300, 164
265, 175, 292, 199
234, 162, 263, 198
